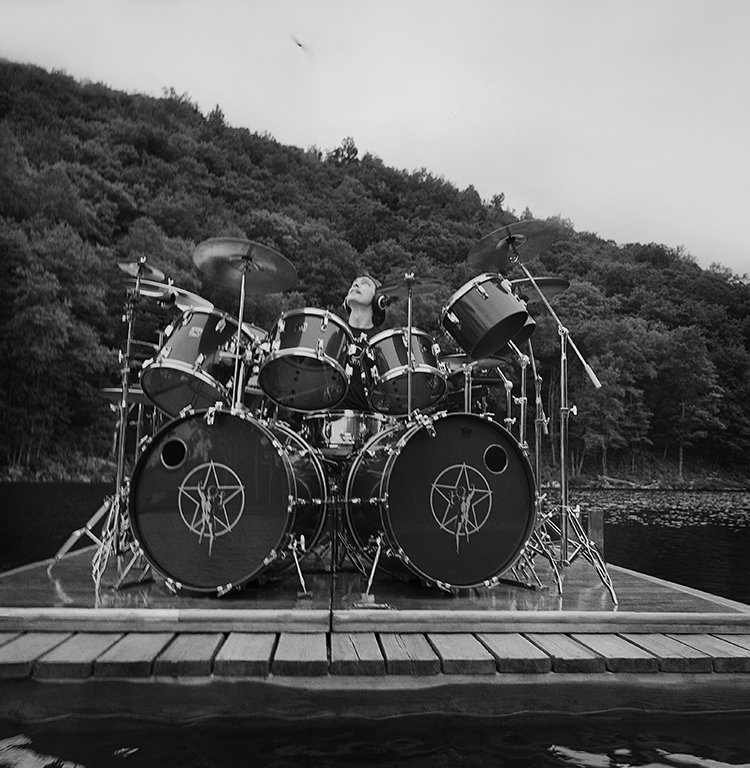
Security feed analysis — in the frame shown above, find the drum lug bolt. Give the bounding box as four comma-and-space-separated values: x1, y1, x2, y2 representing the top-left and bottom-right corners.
217, 583, 233, 597
179, 405, 195, 418
193, 352, 205, 370
162, 345, 172, 359
445, 311, 460, 327
475, 284, 489, 300
216, 316, 226, 332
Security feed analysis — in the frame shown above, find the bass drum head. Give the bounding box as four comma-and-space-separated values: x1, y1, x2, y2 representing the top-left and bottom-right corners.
383, 413, 536, 588
129, 410, 312, 593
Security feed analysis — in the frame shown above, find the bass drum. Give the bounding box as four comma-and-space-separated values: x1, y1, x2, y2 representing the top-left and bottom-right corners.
345, 412, 535, 589
129, 409, 327, 594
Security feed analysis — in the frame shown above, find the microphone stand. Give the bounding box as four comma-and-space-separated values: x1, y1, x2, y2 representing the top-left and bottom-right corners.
507, 244, 617, 604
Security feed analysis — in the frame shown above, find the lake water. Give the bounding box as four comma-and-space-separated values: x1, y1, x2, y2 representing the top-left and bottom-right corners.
2, 713, 750, 767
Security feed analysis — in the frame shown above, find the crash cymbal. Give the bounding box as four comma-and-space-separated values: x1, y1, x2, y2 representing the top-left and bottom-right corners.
510, 277, 570, 305
467, 220, 544, 273
193, 237, 297, 294
124, 279, 214, 312
118, 260, 166, 283
99, 387, 152, 406
379, 276, 444, 298
441, 354, 506, 373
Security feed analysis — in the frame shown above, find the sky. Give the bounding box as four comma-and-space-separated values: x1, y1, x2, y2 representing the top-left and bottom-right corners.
1, 0, 749, 276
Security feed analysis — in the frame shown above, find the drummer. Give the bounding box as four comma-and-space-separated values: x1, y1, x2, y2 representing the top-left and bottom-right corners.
340, 274, 387, 412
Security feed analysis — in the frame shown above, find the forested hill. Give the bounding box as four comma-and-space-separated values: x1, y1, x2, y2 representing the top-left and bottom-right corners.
1, 59, 749, 483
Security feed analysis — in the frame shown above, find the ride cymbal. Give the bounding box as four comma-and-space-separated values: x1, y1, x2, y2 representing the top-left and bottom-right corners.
441, 354, 506, 373
467, 220, 549, 273
124, 278, 214, 311
193, 237, 297, 294
510, 277, 570, 305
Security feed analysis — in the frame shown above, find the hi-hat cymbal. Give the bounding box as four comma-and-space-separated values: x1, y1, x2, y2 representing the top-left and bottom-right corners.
118, 260, 166, 283
467, 220, 544, 273
510, 277, 570, 305
380, 275, 444, 298
193, 237, 297, 294
124, 279, 214, 311
441, 354, 506, 373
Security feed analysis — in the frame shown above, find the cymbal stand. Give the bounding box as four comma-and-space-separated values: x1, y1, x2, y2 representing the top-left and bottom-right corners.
403, 271, 416, 419
49, 258, 148, 590
508, 340, 529, 451
510, 259, 616, 604
231, 267, 249, 410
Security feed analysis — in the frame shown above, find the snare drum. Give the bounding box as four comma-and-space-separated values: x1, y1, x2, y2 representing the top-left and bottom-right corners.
345, 412, 535, 589
302, 410, 391, 457
140, 309, 266, 417
441, 274, 528, 359
129, 409, 327, 594
364, 327, 447, 415
258, 308, 354, 412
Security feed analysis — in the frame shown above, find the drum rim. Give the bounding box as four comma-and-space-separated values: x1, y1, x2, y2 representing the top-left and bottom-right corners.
441, 272, 510, 315
380, 412, 537, 588
368, 326, 434, 345
128, 409, 326, 593
275, 306, 355, 338
140, 358, 229, 413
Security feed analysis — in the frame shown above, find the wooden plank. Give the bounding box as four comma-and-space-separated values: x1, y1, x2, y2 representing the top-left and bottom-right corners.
35, 633, 123, 679
524, 633, 606, 673
330, 633, 385, 676
620, 633, 713, 672
427, 633, 496, 674
379, 633, 440, 675
0, 632, 21, 648
713, 634, 750, 652
153, 633, 224, 677
571, 633, 659, 673
333, 609, 750, 634
477, 633, 552, 673
272, 632, 328, 676
94, 633, 174, 677
666, 634, 750, 673
0, 632, 71, 678
213, 633, 276, 677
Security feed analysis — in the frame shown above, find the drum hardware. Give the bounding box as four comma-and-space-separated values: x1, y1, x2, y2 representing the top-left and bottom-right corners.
379, 271, 443, 418
50, 256, 167, 589
476, 232, 616, 603
510, 277, 570, 306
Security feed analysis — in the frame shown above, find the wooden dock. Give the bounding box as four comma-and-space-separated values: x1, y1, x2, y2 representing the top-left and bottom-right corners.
2, 550, 750, 722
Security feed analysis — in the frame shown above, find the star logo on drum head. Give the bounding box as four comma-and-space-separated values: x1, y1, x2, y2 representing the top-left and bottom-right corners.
430, 464, 492, 553
178, 461, 245, 555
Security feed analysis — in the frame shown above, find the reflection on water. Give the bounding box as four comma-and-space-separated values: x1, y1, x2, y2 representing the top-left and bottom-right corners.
2, 714, 750, 767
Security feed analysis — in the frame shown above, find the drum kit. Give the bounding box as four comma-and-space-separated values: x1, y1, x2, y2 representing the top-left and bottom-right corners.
51, 222, 616, 604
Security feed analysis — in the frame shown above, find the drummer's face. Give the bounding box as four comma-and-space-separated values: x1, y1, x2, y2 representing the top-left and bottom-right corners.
346, 276, 377, 307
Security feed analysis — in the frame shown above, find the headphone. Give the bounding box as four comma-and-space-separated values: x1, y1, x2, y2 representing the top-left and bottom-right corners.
376, 294, 389, 311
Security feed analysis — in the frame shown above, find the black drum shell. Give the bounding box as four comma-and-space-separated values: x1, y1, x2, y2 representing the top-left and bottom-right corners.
140, 309, 265, 417
345, 412, 536, 589
128, 409, 326, 593
441, 274, 528, 359
364, 328, 447, 415
258, 308, 353, 412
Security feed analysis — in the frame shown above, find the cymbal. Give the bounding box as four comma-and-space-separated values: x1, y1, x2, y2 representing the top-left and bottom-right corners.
467, 220, 541, 273
124, 279, 214, 312
510, 277, 570, 305
441, 354, 506, 373
99, 386, 152, 406
380, 276, 444, 298
193, 237, 297, 294
118, 260, 165, 283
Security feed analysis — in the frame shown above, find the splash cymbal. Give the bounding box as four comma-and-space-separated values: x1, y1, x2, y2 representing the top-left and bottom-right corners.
193, 237, 297, 294
124, 279, 214, 311
118, 260, 166, 283
380, 275, 444, 298
99, 386, 152, 406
